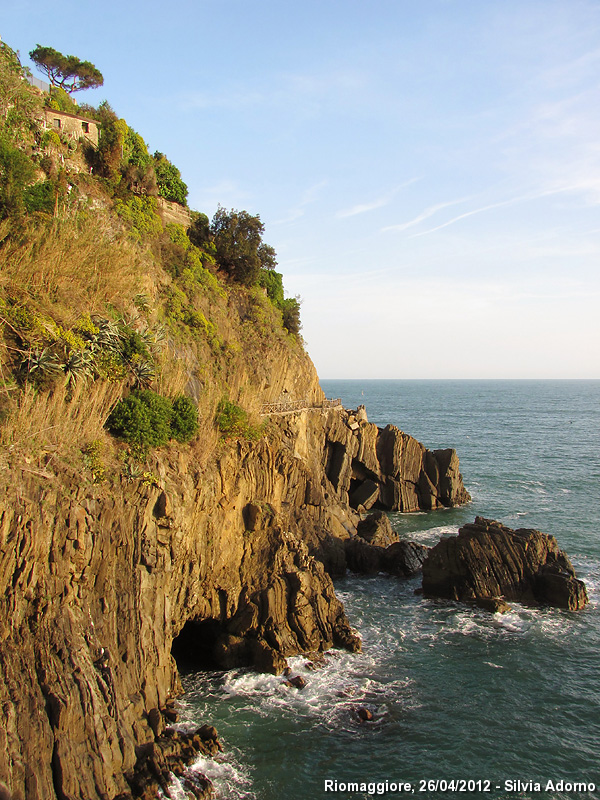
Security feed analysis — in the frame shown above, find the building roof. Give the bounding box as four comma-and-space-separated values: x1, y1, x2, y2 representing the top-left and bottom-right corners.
43, 108, 99, 126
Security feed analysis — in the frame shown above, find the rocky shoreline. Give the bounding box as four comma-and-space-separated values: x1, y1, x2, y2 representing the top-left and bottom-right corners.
1, 382, 589, 799
0, 401, 471, 800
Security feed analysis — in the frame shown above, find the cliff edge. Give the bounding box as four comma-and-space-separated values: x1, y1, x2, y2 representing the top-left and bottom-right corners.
0, 43, 470, 799
0, 396, 470, 800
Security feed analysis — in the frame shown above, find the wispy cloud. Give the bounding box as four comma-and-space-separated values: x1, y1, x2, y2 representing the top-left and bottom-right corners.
272, 180, 329, 225
336, 178, 420, 219
381, 197, 469, 233
410, 184, 588, 237
190, 179, 251, 211
178, 68, 368, 114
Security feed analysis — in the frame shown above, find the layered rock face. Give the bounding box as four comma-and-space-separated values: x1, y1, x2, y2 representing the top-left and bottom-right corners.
422, 517, 588, 610
0, 400, 469, 800
344, 511, 429, 576
319, 409, 471, 514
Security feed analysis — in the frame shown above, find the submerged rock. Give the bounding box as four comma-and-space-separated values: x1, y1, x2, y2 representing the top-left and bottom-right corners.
422, 517, 588, 611
285, 675, 307, 690
475, 597, 512, 614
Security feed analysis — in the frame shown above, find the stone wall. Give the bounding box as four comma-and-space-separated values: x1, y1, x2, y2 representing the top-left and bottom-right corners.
43, 109, 99, 148
157, 197, 192, 228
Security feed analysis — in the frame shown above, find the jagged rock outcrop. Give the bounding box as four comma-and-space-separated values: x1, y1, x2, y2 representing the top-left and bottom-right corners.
356, 511, 398, 547
343, 511, 429, 576
0, 396, 469, 800
120, 726, 219, 800
319, 410, 470, 513
422, 517, 588, 611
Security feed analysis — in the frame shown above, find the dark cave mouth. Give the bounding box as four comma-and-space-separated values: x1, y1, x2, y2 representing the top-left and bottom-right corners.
171, 618, 225, 672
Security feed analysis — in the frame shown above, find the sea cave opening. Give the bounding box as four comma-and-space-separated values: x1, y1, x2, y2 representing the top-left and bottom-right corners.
171, 618, 225, 672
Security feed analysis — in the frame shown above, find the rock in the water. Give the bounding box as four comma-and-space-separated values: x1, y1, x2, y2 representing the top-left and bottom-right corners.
422, 517, 588, 611
356, 511, 398, 547
345, 513, 428, 577
285, 675, 307, 689
475, 597, 511, 614
384, 541, 429, 577
356, 707, 374, 722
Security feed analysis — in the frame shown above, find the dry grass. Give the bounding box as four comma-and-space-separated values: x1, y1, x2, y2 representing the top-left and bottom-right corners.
0, 379, 124, 460
0, 212, 148, 326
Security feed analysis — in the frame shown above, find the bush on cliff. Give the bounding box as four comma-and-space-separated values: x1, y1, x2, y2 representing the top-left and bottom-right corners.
170, 395, 200, 442
257, 269, 302, 336
215, 398, 262, 440
153, 151, 188, 205
0, 132, 36, 218
107, 389, 198, 449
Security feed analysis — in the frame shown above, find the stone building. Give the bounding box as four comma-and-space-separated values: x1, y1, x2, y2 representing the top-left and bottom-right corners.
43, 108, 99, 148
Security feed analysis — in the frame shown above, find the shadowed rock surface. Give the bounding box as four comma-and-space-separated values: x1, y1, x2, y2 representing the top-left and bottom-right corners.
344, 511, 429, 576
422, 516, 588, 610
0, 394, 469, 799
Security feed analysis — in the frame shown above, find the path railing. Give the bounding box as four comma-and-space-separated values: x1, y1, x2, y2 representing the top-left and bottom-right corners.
260, 398, 342, 415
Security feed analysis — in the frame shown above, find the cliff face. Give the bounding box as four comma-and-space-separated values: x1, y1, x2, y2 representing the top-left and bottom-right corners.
0, 46, 472, 800
0, 384, 469, 800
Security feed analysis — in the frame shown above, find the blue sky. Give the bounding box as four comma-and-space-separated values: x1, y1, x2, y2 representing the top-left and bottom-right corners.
4, 0, 600, 377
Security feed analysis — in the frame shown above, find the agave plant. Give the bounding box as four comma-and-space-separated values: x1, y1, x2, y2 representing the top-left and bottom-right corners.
21, 347, 61, 380
136, 324, 156, 351
122, 460, 142, 482
129, 355, 155, 389
61, 348, 95, 387
91, 317, 121, 353
132, 292, 150, 312
152, 323, 167, 347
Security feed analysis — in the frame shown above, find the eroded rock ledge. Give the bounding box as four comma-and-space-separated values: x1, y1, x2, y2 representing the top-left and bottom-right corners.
0, 405, 469, 799
422, 516, 588, 611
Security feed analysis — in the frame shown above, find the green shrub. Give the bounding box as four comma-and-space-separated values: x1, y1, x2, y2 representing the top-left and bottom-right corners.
280, 297, 302, 336
107, 389, 172, 448
47, 87, 79, 114
170, 394, 199, 442
82, 439, 106, 483
259, 268, 284, 306
153, 151, 188, 205
216, 399, 248, 438
215, 398, 262, 440
166, 222, 190, 250
188, 211, 211, 248
0, 133, 36, 218
106, 389, 198, 449
23, 180, 56, 214
114, 195, 162, 239
120, 328, 151, 364
41, 130, 61, 149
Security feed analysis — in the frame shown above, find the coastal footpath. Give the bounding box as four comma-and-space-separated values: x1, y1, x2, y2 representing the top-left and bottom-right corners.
0, 39, 472, 798
0, 366, 470, 799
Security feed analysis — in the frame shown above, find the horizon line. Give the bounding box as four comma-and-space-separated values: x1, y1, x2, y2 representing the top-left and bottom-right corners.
319, 377, 600, 381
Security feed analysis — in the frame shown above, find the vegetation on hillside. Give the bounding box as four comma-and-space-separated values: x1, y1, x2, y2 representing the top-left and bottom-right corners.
0, 37, 304, 483
29, 44, 104, 94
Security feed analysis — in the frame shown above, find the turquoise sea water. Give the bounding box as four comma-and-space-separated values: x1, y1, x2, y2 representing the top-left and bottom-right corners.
175, 381, 600, 800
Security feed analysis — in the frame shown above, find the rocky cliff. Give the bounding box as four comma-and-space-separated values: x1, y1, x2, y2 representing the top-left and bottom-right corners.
422, 516, 588, 611
0, 43, 473, 799
0, 390, 469, 800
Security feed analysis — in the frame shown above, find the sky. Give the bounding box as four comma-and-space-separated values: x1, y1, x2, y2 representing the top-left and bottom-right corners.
3, 0, 600, 378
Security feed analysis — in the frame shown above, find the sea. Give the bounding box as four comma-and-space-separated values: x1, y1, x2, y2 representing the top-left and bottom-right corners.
171, 380, 600, 800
